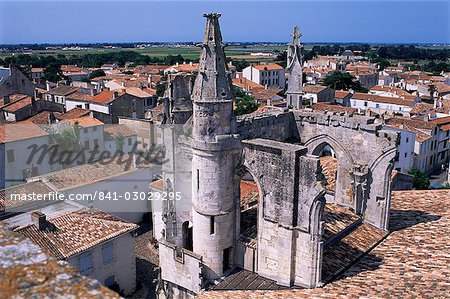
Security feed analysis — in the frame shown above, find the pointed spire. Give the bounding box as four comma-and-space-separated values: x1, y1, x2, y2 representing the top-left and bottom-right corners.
287, 26, 303, 68
192, 13, 233, 102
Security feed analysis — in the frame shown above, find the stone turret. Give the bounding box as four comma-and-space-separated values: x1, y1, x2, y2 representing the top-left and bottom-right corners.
286, 26, 304, 109
191, 13, 240, 280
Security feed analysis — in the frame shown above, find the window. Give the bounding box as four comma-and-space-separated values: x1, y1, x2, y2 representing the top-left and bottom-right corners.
210, 216, 215, 235
21, 79, 25, 85
102, 242, 114, 266
83, 128, 88, 134
406, 137, 409, 143
93, 126, 97, 131
84, 141, 89, 150
93, 139, 99, 148
404, 152, 407, 158
197, 169, 200, 190
78, 251, 93, 275
128, 138, 132, 146
6, 149, 15, 163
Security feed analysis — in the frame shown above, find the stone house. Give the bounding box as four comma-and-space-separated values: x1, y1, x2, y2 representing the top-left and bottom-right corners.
302, 85, 335, 104
0, 66, 35, 98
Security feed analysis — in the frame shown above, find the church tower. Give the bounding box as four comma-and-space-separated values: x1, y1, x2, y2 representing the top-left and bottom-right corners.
286, 26, 304, 109
191, 13, 240, 280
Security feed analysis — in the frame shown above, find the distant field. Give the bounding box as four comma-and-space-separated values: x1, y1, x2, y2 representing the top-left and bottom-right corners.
0, 45, 289, 62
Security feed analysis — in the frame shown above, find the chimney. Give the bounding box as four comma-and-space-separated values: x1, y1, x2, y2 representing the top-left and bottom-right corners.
148, 74, 152, 83
31, 211, 47, 230
46, 81, 51, 91
3, 95, 10, 104
113, 91, 119, 99
90, 89, 98, 96
33, 88, 40, 99
189, 61, 193, 66
175, 62, 179, 67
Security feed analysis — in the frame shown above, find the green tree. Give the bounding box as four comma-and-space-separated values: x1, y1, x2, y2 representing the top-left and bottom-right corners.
323, 71, 368, 92
43, 62, 65, 83
234, 94, 259, 116
47, 123, 83, 168
156, 83, 166, 97
408, 168, 430, 190
88, 69, 106, 79
114, 134, 125, 152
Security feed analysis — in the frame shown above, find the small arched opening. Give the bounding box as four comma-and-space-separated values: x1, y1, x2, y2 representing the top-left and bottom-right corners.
236, 167, 261, 273
181, 221, 193, 251
314, 142, 338, 196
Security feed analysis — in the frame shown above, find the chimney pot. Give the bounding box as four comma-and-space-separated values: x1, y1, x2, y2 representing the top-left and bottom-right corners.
3, 95, 10, 104
113, 91, 119, 99
31, 211, 46, 230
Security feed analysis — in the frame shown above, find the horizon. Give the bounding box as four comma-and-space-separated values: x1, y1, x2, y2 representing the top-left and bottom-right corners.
0, 1, 449, 44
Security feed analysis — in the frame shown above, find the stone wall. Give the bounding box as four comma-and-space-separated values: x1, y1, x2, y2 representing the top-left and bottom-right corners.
236, 111, 295, 141
159, 240, 203, 294
240, 138, 326, 288
294, 111, 398, 230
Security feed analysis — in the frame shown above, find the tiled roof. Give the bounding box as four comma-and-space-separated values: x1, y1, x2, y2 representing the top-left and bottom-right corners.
0, 122, 49, 143
199, 189, 450, 298
32, 157, 137, 191
0, 93, 29, 107
334, 90, 351, 99
104, 124, 136, 141
250, 87, 282, 101
57, 108, 91, 120
3, 96, 33, 112
312, 103, 357, 114
47, 85, 78, 96
126, 87, 157, 98
66, 91, 94, 102
0, 223, 121, 298
240, 180, 259, 209
0, 181, 54, 212
67, 116, 103, 128
252, 64, 283, 71
303, 85, 329, 94
26, 111, 62, 125
168, 63, 199, 72
14, 208, 138, 259
319, 156, 337, 191
149, 179, 163, 190
232, 78, 264, 90
90, 90, 122, 104
430, 115, 450, 126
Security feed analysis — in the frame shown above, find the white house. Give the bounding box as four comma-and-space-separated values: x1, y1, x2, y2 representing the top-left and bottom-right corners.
242, 64, 285, 89
0, 123, 58, 188
104, 124, 138, 154
350, 93, 418, 114
13, 207, 138, 295
384, 125, 416, 172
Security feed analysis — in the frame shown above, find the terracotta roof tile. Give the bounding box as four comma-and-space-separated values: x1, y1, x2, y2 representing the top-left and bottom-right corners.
15, 208, 138, 259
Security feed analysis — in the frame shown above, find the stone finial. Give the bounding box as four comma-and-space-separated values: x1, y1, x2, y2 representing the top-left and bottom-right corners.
192, 13, 233, 102
291, 26, 302, 46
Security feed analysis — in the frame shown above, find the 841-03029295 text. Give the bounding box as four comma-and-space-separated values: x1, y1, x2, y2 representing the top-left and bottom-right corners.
96, 191, 182, 201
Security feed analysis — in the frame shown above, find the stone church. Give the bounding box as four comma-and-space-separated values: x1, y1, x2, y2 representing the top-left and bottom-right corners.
152, 13, 398, 298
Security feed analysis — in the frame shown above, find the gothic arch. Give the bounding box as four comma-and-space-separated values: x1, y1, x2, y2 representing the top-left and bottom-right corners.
304, 134, 355, 207
364, 147, 397, 230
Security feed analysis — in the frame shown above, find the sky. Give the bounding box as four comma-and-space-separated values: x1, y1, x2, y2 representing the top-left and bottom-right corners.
0, 0, 449, 44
